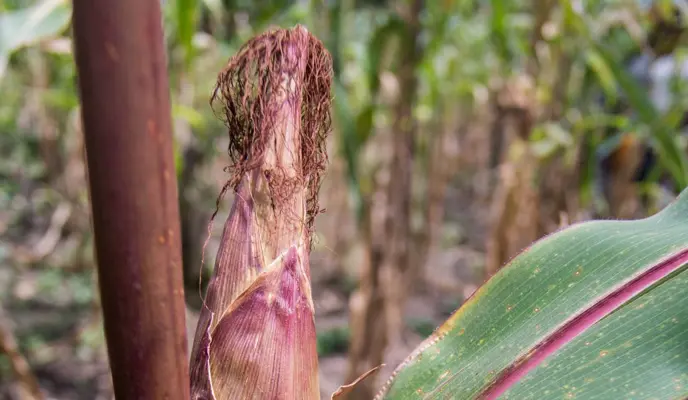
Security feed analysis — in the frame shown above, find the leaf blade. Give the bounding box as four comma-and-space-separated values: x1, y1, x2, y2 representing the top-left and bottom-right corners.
378, 188, 688, 399
502, 265, 688, 399
0, 0, 71, 79
0, 0, 71, 53
482, 249, 688, 399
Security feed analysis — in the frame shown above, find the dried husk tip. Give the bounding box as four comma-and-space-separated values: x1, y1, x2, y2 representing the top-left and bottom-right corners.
189, 25, 332, 400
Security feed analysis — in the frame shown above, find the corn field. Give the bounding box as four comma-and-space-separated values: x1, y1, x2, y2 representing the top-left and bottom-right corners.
1, 0, 688, 399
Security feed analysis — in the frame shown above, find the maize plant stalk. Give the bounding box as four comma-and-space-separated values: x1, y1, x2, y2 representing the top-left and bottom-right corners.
188, 25, 333, 399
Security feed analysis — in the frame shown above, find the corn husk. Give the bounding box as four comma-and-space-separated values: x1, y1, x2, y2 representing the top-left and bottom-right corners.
189, 25, 332, 400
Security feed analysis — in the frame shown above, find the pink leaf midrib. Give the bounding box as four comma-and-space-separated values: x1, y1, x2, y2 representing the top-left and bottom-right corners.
478, 248, 688, 400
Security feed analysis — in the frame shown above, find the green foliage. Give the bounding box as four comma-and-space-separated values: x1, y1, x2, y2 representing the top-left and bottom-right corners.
529, 122, 575, 159
502, 267, 688, 399
585, 48, 618, 103
4, 0, 688, 397
596, 43, 688, 187
174, 0, 200, 67
317, 326, 350, 357
379, 188, 688, 399
489, 0, 511, 64
35, 268, 95, 307
330, 4, 408, 222
408, 318, 436, 339
0, 0, 71, 80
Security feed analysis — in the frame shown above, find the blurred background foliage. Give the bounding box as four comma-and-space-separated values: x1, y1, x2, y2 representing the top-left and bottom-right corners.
0, 0, 687, 398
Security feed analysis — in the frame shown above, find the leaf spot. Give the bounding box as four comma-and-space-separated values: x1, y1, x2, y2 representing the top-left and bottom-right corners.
438, 370, 449, 381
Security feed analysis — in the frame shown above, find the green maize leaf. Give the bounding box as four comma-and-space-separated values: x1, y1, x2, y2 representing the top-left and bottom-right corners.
594, 43, 688, 189
502, 266, 688, 399
334, 79, 364, 224
356, 104, 375, 145
377, 188, 688, 399
0, 0, 71, 79
489, 0, 511, 64
585, 49, 618, 104
174, 0, 198, 67
366, 14, 406, 95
